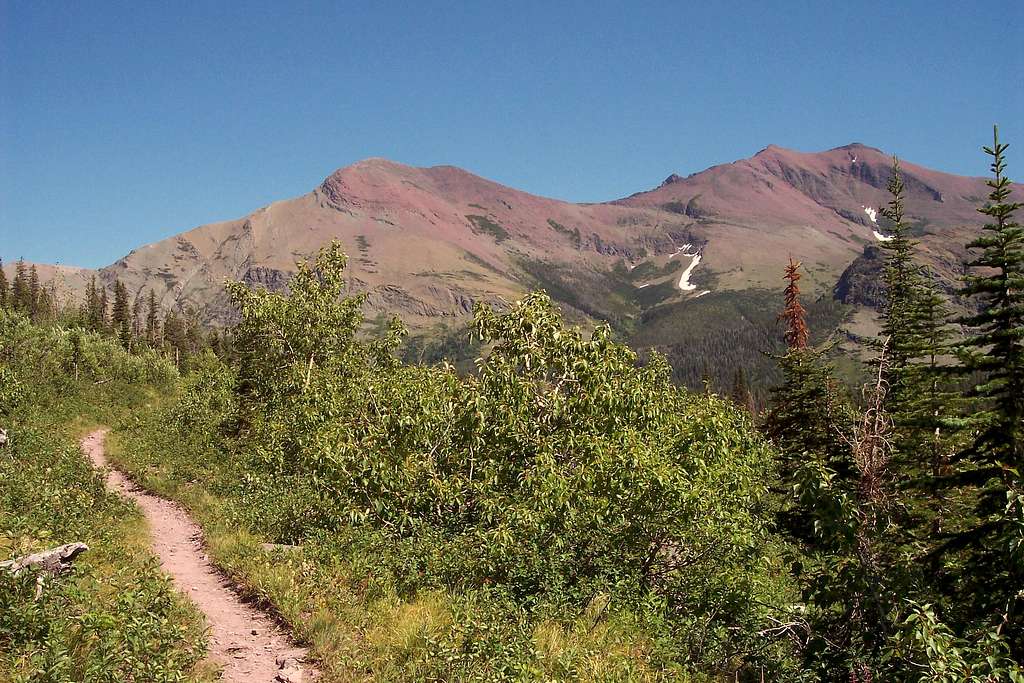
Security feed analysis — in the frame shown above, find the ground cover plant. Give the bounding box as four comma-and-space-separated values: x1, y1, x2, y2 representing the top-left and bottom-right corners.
0, 310, 210, 682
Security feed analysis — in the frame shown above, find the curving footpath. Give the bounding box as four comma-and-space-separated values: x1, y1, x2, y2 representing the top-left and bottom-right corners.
81, 429, 318, 683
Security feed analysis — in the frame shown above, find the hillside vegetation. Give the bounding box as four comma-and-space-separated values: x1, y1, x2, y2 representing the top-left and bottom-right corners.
0, 312, 209, 681
1, 129, 1021, 681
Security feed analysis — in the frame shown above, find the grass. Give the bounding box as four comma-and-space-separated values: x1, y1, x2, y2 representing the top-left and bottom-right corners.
0, 383, 214, 682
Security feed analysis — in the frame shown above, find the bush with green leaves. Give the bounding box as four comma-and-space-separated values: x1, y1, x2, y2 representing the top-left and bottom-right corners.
219, 243, 797, 676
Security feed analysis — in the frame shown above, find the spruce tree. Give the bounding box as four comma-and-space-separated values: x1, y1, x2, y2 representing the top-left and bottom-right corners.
145, 289, 159, 346
111, 279, 131, 348
959, 126, 1024, 476
876, 158, 961, 481
10, 260, 29, 314
98, 285, 109, 332
131, 291, 144, 339
85, 276, 103, 330
927, 127, 1024, 657
27, 265, 40, 320
766, 259, 849, 472
878, 158, 924, 389
0, 258, 8, 310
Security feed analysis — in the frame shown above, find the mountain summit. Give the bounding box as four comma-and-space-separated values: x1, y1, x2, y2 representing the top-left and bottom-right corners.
10, 144, 992, 339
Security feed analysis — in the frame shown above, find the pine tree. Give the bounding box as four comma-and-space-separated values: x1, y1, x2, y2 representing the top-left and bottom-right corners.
899, 270, 961, 477
0, 258, 8, 310
875, 158, 961, 478
111, 279, 131, 348
959, 126, 1024, 476
145, 289, 160, 346
10, 260, 29, 314
27, 265, 40, 320
925, 127, 1024, 658
163, 309, 186, 367
98, 285, 109, 332
730, 367, 755, 414
766, 259, 849, 472
878, 158, 924, 375
85, 276, 103, 330
131, 291, 144, 340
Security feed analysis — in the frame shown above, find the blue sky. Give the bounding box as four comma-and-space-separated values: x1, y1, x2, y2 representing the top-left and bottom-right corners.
2, 1, 1021, 268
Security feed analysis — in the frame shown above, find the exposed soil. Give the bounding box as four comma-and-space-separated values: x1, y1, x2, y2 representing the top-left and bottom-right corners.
81, 429, 318, 683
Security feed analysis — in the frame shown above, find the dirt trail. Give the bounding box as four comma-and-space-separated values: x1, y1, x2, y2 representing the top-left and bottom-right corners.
81, 429, 318, 683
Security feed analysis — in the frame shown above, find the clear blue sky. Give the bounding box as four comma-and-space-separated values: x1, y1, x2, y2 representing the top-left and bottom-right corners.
2, 1, 1021, 268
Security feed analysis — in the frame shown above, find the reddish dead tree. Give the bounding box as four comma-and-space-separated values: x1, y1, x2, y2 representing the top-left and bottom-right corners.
780, 257, 809, 350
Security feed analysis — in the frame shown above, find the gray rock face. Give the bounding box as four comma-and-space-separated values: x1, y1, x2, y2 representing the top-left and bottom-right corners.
833, 245, 886, 308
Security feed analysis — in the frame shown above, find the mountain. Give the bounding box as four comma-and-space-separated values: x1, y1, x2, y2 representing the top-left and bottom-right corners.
90, 145, 991, 328
8, 144, 1003, 391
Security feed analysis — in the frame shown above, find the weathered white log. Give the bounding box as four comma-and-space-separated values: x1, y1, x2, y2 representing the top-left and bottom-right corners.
0, 428, 8, 447
0, 542, 89, 576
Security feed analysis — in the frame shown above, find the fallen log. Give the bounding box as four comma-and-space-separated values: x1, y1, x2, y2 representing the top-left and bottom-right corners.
0, 542, 89, 576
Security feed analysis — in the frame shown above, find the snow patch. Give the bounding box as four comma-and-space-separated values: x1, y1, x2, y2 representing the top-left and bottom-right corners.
678, 253, 701, 291
668, 243, 693, 259
873, 230, 893, 242
863, 206, 878, 224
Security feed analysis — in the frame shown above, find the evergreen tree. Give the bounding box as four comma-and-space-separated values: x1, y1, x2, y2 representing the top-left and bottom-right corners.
928, 127, 1024, 657
111, 279, 131, 348
27, 265, 40, 320
163, 309, 186, 367
10, 260, 29, 314
85, 276, 103, 330
98, 285, 109, 332
766, 259, 849, 473
145, 289, 160, 346
878, 158, 924, 385
899, 269, 961, 479
131, 291, 144, 340
876, 158, 961, 479
959, 126, 1024, 478
730, 367, 755, 414
0, 258, 8, 310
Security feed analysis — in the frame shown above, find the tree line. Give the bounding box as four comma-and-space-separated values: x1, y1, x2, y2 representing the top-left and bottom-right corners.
0, 264, 217, 369
765, 127, 1023, 679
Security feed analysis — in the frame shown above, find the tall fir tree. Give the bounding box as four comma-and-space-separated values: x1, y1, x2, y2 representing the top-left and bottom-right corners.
959, 126, 1024, 477
10, 260, 29, 314
131, 291, 144, 339
98, 285, 109, 332
928, 127, 1024, 657
27, 265, 40, 320
111, 279, 132, 348
766, 259, 849, 473
878, 158, 924, 377
145, 289, 160, 346
0, 258, 8, 310
85, 276, 103, 330
876, 158, 961, 480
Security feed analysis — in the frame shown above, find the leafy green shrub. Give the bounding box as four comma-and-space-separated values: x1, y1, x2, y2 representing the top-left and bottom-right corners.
218, 244, 797, 676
